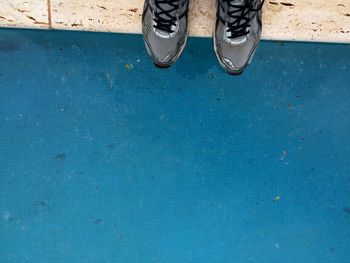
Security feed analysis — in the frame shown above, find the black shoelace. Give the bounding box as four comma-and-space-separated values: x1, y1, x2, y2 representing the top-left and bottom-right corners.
153, 0, 186, 33
218, 0, 264, 39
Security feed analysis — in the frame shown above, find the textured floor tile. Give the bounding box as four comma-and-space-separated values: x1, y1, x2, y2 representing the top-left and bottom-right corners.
50, 0, 141, 33
263, 0, 350, 42
49, 0, 350, 43
1, 29, 350, 262
0, 0, 49, 29
0, 0, 349, 42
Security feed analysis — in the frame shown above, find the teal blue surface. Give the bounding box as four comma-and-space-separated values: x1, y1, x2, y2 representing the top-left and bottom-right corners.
0, 29, 350, 262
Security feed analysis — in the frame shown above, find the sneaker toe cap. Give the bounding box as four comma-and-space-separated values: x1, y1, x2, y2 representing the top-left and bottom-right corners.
221, 42, 256, 71
143, 24, 187, 65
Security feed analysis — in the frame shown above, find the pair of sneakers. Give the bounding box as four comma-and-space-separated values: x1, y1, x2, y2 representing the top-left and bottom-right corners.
142, 0, 264, 74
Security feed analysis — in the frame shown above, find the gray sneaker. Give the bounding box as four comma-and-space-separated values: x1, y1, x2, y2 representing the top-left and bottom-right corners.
142, 0, 190, 68
214, 0, 264, 74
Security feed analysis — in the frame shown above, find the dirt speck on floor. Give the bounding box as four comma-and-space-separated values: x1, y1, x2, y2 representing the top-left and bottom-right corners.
343, 207, 350, 214
54, 153, 66, 161
0, 41, 19, 52
273, 195, 281, 202
125, 64, 133, 70
280, 150, 287, 160
94, 219, 103, 224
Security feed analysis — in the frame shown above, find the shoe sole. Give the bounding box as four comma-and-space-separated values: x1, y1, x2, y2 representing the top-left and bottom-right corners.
153, 63, 171, 69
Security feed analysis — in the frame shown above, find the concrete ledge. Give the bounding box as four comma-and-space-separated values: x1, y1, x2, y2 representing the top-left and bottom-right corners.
0, 0, 49, 29
1, 0, 350, 43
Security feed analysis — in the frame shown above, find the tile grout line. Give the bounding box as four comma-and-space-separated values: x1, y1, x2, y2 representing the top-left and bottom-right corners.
47, 0, 52, 29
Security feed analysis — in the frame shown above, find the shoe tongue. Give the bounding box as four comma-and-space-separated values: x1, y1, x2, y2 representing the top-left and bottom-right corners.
226, 0, 249, 40
224, 0, 246, 9
232, 0, 246, 4
157, 0, 179, 20
227, 0, 246, 18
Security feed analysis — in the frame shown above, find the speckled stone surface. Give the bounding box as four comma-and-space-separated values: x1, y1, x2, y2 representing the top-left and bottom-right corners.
0, 0, 49, 29
1, 0, 350, 42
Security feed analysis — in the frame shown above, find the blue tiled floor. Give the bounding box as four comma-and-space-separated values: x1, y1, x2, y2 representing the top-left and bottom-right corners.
0, 29, 350, 263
